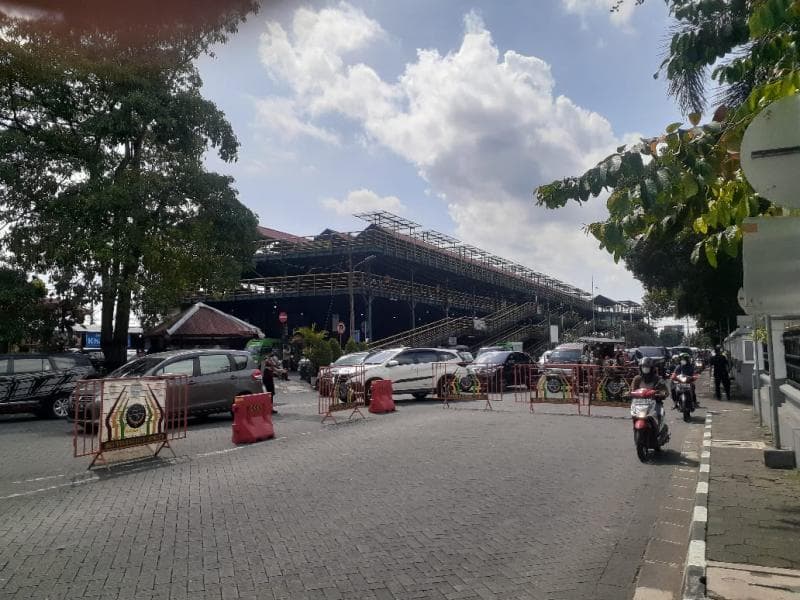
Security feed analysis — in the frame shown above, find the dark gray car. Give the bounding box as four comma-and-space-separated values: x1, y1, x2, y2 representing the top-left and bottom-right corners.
70, 349, 262, 421
0, 353, 96, 418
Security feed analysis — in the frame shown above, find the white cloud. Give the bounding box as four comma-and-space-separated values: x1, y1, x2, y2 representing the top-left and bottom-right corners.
253, 97, 340, 145
321, 188, 406, 216
560, 0, 637, 28
257, 5, 644, 300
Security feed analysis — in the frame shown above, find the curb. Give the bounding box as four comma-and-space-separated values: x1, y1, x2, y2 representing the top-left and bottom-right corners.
683, 410, 712, 600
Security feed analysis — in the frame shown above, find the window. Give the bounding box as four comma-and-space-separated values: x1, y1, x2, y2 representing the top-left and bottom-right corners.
157, 358, 195, 376
232, 354, 249, 370
414, 350, 441, 364
743, 340, 755, 363
199, 354, 232, 376
13, 358, 50, 374
438, 350, 459, 362
52, 356, 79, 369
396, 351, 418, 365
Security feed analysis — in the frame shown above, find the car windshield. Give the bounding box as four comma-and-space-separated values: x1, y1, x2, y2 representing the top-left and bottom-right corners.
364, 350, 399, 365
549, 349, 581, 363
110, 356, 163, 377
473, 351, 509, 364
637, 347, 664, 358
333, 353, 367, 366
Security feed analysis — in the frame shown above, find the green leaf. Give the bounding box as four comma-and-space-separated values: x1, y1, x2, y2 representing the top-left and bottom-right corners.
693, 216, 708, 234
681, 172, 699, 198
705, 242, 718, 268
690, 240, 703, 264
666, 122, 683, 133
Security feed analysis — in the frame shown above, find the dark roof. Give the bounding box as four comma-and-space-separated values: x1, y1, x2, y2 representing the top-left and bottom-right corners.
257, 226, 305, 243
146, 303, 263, 339
592, 294, 618, 307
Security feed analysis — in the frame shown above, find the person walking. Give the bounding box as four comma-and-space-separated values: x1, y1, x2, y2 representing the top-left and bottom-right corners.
709, 346, 731, 401
261, 358, 278, 414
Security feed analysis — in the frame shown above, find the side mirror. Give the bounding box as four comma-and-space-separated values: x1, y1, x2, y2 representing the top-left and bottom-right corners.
386, 360, 399, 367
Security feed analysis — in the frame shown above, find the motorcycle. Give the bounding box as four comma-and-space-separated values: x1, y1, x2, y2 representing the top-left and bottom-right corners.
298, 357, 312, 384
671, 372, 698, 422
630, 387, 670, 462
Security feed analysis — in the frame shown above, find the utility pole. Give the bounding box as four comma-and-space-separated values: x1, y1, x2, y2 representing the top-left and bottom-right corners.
348, 250, 355, 342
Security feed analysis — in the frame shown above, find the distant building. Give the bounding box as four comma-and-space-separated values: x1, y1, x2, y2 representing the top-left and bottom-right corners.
662, 324, 685, 336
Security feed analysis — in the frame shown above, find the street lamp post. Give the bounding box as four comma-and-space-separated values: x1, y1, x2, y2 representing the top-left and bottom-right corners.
349, 254, 376, 343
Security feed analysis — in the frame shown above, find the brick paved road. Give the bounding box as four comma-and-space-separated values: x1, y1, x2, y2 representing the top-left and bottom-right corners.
0, 385, 701, 600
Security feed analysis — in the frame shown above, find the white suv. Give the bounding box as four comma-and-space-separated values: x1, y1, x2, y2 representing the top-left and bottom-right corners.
361, 347, 470, 401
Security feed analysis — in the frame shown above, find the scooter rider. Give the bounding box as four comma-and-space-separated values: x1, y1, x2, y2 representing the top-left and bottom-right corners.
632, 357, 668, 425
671, 352, 698, 409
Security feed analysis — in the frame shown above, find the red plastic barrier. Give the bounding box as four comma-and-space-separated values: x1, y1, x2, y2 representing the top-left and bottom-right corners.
369, 380, 396, 413
232, 393, 274, 444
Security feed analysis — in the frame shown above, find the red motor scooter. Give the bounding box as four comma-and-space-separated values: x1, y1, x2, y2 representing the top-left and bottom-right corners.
630, 387, 670, 462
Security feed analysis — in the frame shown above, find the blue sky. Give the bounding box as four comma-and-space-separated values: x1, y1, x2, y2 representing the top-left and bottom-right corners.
197, 0, 683, 302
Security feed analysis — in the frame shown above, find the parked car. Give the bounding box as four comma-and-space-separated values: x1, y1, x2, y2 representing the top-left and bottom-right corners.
466, 350, 534, 389
0, 353, 96, 418
69, 349, 262, 422
318, 351, 369, 399
537, 350, 552, 366
546, 343, 585, 365
356, 347, 470, 401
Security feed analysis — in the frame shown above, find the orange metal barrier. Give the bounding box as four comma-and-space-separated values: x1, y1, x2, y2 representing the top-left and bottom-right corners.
72, 375, 188, 468
511, 364, 582, 414
318, 365, 366, 423
587, 365, 640, 413
431, 362, 502, 410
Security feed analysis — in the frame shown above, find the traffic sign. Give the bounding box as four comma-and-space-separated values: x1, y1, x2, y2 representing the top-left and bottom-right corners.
337, 321, 346, 335
278, 311, 288, 324
741, 94, 800, 208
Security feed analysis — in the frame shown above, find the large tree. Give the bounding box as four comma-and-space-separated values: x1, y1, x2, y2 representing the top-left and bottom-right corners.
0, 268, 54, 351
0, 3, 259, 368
535, 0, 800, 339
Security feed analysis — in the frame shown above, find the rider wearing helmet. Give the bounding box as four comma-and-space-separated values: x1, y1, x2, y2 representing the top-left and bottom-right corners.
631, 357, 668, 424
671, 352, 697, 408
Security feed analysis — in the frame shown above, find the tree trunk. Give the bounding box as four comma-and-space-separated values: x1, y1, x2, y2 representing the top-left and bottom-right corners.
106, 265, 135, 372
99, 263, 118, 372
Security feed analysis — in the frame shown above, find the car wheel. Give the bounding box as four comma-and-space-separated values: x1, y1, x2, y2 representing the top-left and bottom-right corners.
36, 396, 65, 419
51, 395, 71, 419
412, 392, 428, 401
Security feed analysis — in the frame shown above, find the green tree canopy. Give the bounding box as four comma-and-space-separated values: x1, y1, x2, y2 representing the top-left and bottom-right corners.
0, 268, 54, 351
535, 0, 800, 340
0, 5, 258, 367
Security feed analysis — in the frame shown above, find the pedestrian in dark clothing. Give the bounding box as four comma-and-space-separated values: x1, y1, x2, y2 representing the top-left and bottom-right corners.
261, 359, 278, 414
709, 347, 731, 400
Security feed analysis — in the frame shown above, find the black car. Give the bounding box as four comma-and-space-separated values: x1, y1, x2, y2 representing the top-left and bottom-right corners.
466, 350, 533, 389
0, 353, 96, 418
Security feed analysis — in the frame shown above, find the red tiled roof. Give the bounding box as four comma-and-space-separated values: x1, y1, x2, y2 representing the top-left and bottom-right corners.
257, 226, 305, 243
147, 303, 263, 338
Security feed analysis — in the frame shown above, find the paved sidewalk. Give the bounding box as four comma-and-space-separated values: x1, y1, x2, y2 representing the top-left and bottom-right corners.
701, 384, 800, 599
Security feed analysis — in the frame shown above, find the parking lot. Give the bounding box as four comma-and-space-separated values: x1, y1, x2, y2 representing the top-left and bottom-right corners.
0, 379, 704, 600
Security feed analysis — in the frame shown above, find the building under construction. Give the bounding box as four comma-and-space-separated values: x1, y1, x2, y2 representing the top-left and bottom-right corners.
202, 211, 643, 353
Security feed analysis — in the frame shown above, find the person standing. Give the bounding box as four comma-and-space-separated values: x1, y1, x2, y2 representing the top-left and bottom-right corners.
261, 358, 278, 414
710, 346, 731, 401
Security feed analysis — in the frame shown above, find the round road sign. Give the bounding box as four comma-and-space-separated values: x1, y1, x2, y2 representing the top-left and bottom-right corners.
337, 321, 346, 335
278, 311, 288, 324
741, 94, 800, 208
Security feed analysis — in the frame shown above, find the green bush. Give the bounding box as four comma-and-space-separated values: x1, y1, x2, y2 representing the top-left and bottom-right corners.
329, 338, 342, 362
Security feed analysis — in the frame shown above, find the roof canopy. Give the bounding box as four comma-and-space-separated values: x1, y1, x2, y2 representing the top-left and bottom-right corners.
146, 303, 263, 339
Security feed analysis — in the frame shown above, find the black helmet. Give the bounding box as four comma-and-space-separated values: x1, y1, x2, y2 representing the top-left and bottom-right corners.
640, 357, 654, 369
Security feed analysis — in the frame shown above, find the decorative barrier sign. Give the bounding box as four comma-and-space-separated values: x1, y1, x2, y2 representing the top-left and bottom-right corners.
100, 380, 167, 451
72, 375, 188, 468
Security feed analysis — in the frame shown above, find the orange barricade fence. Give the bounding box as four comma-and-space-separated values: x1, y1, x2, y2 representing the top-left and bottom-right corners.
586, 364, 640, 414
232, 392, 274, 444
72, 375, 188, 468
317, 364, 366, 423
431, 362, 502, 410
511, 364, 582, 414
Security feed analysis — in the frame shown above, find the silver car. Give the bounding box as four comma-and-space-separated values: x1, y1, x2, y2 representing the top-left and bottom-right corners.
70, 349, 262, 421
